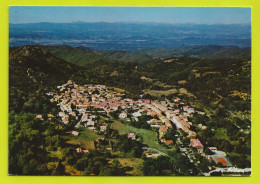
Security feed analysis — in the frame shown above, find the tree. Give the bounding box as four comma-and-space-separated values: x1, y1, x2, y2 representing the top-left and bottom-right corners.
204, 147, 214, 155
52, 160, 66, 175
164, 128, 176, 140
198, 159, 210, 172
110, 160, 123, 175
75, 158, 88, 171
223, 140, 233, 152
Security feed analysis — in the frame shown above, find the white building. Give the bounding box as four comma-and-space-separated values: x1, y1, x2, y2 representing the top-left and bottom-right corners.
132, 111, 142, 117
119, 112, 127, 118
72, 131, 79, 136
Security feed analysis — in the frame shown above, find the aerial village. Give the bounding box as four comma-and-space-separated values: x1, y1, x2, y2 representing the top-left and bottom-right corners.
44, 80, 250, 175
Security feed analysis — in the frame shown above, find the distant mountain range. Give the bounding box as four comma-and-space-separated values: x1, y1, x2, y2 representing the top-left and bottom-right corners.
9, 22, 251, 51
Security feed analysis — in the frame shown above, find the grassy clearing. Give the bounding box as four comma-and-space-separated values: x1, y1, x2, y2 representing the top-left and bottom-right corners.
143, 88, 178, 97
66, 139, 95, 150
109, 87, 126, 93
64, 128, 104, 150
178, 88, 195, 97
74, 128, 104, 141
108, 86, 131, 96
111, 120, 176, 155
141, 76, 175, 89
143, 86, 194, 98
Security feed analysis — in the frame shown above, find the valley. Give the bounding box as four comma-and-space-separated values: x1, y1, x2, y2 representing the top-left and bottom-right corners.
9, 44, 251, 176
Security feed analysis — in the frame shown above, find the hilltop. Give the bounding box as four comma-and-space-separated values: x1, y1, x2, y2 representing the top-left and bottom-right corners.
42, 45, 251, 66
9, 45, 79, 89
43, 45, 155, 65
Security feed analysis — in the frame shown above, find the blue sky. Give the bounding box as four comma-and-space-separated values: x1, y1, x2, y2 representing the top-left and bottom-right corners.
9, 7, 251, 24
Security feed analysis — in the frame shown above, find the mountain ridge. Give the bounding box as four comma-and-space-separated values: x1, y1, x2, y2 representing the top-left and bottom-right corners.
9, 22, 251, 49
40, 45, 251, 66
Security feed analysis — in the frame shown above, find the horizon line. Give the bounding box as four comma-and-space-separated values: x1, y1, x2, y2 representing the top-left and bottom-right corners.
9, 21, 251, 26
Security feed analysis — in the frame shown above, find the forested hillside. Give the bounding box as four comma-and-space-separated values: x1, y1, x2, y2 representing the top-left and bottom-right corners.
9, 45, 251, 175
140, 45, 251, 59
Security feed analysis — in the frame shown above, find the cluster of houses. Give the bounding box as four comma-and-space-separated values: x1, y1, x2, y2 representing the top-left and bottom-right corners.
46, 80, 229, 165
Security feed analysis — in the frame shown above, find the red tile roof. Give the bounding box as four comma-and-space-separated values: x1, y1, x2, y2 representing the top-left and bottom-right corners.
216, 158, 228, 166
159, 125, 168, 133
190, 139, 204, 148
165, 140, 173, 145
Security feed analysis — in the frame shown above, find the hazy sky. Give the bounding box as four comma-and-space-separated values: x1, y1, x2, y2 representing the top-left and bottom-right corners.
9, 6, 251, 24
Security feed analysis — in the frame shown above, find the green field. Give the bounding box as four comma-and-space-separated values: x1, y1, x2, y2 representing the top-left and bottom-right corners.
111, 120, 176, 155
143, 88, 178, 97
64, 128, 104, 150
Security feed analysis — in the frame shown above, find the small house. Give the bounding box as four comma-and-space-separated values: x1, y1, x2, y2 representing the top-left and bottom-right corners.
132, 111, 142, 117
100, 125, 107, 132
36, 114, 43, 121
119, 112, 127, 119
165, 140, 174, 145
190, 139, 204, 153
127, 133, 136, 140
72, 131, 79, 136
